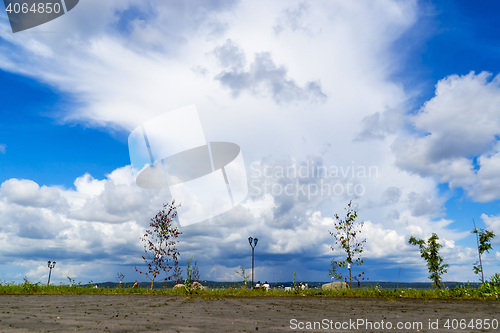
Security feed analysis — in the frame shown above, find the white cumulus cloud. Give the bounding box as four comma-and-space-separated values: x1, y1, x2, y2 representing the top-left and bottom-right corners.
393, 72, 500, 202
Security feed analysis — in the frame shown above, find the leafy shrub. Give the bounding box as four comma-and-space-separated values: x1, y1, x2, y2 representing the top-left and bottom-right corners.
479, 273, 500, 297
21, 277, 40, 293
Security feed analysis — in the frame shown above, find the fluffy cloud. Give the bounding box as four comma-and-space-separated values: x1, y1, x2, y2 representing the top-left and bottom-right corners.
1, 0, 497, 283
0, 156, 488, 284
214, 40, 327, 103
379, 186, 401, 206
481, 213, 500, 245
0, 167, 158, 257
0, 0, 415, 137
355, 107, 405, 141
1, 179, 63, 208
67, 169, 165, 224
273, 2, 315, 36
413, 72, 500, 161
407, 191, 443, 217
393, 72, 500, 202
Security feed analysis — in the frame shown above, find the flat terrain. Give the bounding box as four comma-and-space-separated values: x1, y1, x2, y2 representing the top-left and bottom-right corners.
1, 295, 499, 332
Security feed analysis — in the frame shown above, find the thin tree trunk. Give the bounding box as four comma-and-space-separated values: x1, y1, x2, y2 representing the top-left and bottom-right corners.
347, 232, 352, 289
473, 219, 484, 284
151, 262, 157, 290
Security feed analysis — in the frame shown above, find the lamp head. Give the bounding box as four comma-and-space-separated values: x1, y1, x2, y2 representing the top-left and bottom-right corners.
254, 238, 258, 246
248, 237, 253, 245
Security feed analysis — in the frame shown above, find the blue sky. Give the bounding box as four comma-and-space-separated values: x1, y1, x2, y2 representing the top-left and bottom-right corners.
0, 71, 129, 187
1, 0, 500, 285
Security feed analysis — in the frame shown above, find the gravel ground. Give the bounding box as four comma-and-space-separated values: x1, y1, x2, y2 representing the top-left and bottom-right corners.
0, 295, 499, 332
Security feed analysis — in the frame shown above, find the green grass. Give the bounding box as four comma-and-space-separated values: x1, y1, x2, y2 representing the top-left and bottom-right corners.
1, 280, 499, 300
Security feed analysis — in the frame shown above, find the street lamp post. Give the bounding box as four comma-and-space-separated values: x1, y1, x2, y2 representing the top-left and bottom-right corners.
248, 237, 258, 289
47, 261, 56, 286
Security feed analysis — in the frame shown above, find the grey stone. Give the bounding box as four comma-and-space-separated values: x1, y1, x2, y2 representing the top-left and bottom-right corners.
322, 282, 348, 290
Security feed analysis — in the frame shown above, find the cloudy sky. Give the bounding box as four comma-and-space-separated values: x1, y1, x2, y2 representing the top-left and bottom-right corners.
1, 0, 500, 285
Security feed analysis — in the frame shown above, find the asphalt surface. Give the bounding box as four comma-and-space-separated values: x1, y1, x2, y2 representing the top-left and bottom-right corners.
1, 295, 499, 332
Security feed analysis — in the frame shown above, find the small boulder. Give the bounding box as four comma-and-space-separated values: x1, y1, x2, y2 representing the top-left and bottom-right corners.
173, 284, 185, 289
322, 282, 348, 290
192, 281, 204, 290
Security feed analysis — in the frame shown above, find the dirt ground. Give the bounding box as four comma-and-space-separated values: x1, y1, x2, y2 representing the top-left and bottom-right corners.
0, 295, 499, 332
